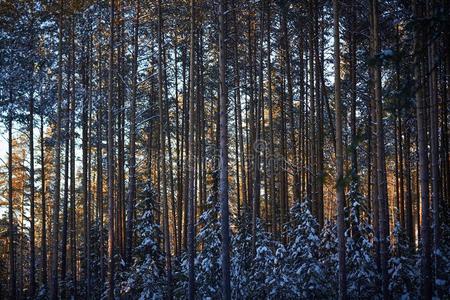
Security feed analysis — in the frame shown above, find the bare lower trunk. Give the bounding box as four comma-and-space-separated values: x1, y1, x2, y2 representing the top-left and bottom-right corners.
333, 1, 347, 298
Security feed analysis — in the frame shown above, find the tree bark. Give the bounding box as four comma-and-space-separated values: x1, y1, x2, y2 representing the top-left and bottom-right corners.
29, 56, 36, 299
50, 1, 63, 297
371, 1, 390, 297
187, 1, 196, 298
69, 15, 77, 298
61, 105, 70, 299
107, 0, 116, 298
332, 0, 347, 298
126, 0, 140, 266
157, 1, 173, 297
427, 0, 440, 276
40, 101, 47, 294
413, 0, 432, 297
8, 93, 16, 300
219, 0, 232, 298
404, 123, 415, 248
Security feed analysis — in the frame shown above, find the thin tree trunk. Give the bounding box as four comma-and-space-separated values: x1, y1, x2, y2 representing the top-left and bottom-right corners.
8, 95, 16, 299
395, 25, 406, 229
368, 0, 380, 280
82, 25, 90, 297
413, 0, 432, 298
163, 44, 178, 256
280, 1, 300, 209
218, 0, 231, 297
69, 15, 77, 298
19, 179, 25, 300
126, 0, 140, 266
50, 1, 63, 297
252, 2, 263, 254
232, 0, 241, 216
116, 2, 126, 258
332, 0, 347, 298
107, 0, 116, 297
61, 107, 70, 299
29, 65, 36, 299
314, 4, 325, 227
96, 77, 104, 290
187, 1, 196, 298
371, 1, 390, 297
427, 0, 440, 276
308, 0, 315, 207
157, 1, 173, 297
266, 0, 276, 236
174, 36, 183, 256
404, 124, 415, 248
40, 102, 48, 294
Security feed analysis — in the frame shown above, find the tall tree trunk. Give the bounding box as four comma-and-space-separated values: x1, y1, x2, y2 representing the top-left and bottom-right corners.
116, 2, 126, 258
50, 1, 63, 297
40, 103, 47, 294
413, 0, 432, 298
368, 0, 380, 281
308, 0, 315, 207
61, 108, 70, 299
29, 65, 36, 299
427, 0, 440, 277
87, 25, 93, 297
371, 1, 390, 297
107, 0, 116, 297
174, 36, 182, 255
332, 1, 347, 298
404, 123, 415, 248
82, 24, 91, 297
247, 14, 254, 212
298, 28, 306, 203
157, 1, 173, 297
232, 1, 242, 216
19, 179, 25, 300
218, 0, 231, 298
126, 0, 140, 266
252, 1, 263, 254
187, 1, 196, 298
163, 44, 178, 255
96, 71, 104, 291
69, 15, 77, 298
312, 1, 324, 226
8, 95, 16, 300
266, 0, 276, 236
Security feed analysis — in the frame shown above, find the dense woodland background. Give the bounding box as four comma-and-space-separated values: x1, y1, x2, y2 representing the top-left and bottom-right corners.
0, 0, 449, 299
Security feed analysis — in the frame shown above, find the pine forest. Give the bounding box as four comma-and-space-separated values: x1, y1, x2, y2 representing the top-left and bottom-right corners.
0, 0, 449, 299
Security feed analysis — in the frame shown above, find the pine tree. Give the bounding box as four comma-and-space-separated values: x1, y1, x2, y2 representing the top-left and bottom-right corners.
230, 215, 252, 299
284, 202, 330, 299
345, 197, 378, 298
120, 183, 165, 299
388, 223, 419, 298
247, 219, 284, 299
193, 195, 222, 298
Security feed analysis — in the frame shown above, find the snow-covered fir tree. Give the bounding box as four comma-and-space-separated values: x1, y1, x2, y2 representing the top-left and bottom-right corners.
230, 211, 253, 299
193, 194, 222, 299
176, 194, 223, 299
283, 201, 331, 299
247, 219, 288, 299
88, 220, 107, 299
435, 223, 450, 297
345, 195, 378, 298
388, 222, 419, 298
318, 220, 339, 297
119, 183, 166, 299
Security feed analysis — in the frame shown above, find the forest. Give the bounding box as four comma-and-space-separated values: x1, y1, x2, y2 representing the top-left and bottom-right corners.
0, 0, 449, 299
